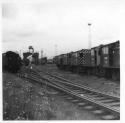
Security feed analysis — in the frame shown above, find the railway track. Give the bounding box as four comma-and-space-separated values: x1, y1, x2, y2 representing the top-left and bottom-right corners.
17, 67, 120, 120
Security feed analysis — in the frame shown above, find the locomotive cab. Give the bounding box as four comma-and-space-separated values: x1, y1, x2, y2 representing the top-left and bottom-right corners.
101, 41, 120, 68
101, 41, 120, 80
91, 45, 103, 67
102, 46, 109, 67
109, 41, 120, 68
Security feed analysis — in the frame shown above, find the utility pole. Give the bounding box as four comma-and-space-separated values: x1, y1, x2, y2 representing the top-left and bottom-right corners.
88, 23, 92, 49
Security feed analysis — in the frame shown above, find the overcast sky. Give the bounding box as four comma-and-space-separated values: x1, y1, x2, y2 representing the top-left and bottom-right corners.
2, 0, 120, 58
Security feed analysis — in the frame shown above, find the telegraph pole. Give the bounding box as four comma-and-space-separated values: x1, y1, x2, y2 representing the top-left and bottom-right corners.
88, 23, 92, 49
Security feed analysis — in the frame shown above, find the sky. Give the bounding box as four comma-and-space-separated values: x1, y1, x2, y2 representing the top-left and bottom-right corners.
2, 0, 120, 58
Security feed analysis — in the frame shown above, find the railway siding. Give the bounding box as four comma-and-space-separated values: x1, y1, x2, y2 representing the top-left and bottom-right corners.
35, 64, 120, 97
18, 66, 120, 120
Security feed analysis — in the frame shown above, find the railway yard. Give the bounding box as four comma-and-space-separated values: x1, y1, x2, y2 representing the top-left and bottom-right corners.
3, 64, 120, 120
2, 1, 121, 121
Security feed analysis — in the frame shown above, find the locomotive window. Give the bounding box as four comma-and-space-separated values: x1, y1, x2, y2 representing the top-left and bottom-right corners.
64, 55, 67, 57
103, 47, 108, 54
103, 47, 106, 54
75, 53, 77, 57
105, 47, 109, 54
91, 49, 94, 56
73, 53, 77, 57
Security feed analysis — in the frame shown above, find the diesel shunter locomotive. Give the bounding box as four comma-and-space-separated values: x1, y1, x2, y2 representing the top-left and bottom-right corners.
54, 40, 120, 80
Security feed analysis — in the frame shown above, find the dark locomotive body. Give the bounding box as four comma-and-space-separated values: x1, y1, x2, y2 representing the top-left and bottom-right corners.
2, 51, 22, 73
90, 41, 120, 80
54, 40, 120, 80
